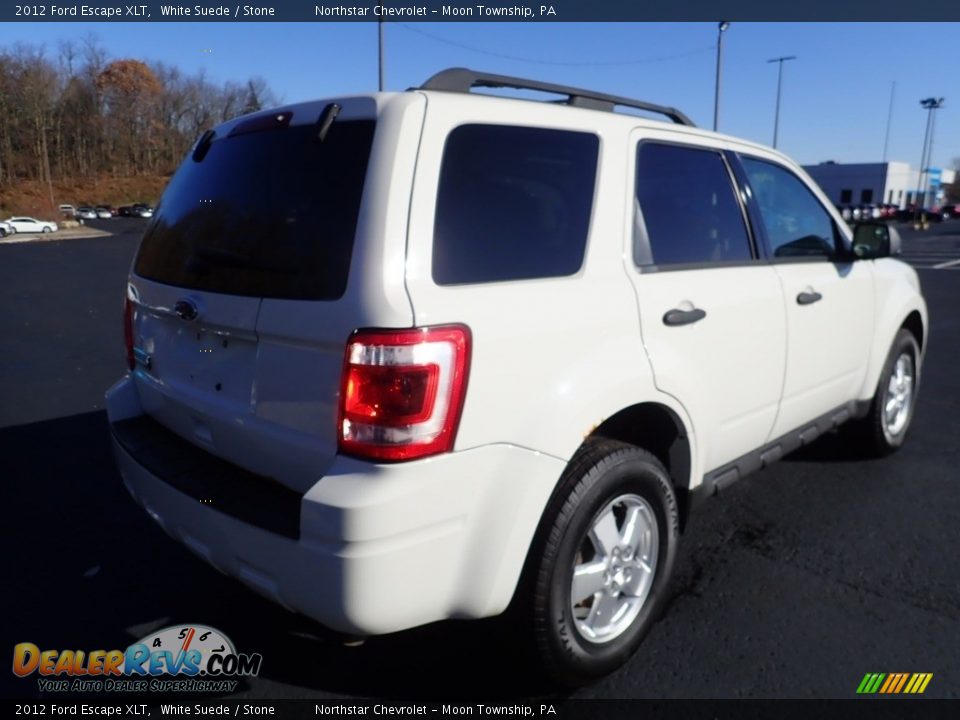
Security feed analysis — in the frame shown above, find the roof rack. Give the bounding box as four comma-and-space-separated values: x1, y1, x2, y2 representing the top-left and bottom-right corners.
419, 67, 695, 127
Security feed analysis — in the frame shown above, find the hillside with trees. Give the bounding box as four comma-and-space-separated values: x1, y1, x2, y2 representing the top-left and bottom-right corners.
0, 37, 276, 215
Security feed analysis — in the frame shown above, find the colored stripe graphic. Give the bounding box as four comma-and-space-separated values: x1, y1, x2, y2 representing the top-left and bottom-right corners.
893, 673, 909, 693
857, 672, 932, 694
879, 674, 895, 693
856, 673, 886, 694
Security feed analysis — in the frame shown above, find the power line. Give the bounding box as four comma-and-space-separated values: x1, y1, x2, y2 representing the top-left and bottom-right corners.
395, 24, 713, 67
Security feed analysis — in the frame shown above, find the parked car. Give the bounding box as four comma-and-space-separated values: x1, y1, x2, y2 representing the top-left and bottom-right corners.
897, 206, 943, 223
0, 220, 13, 237
95, 207, 113, 219
6, 217, 58, 233
76, 207, 98, 220
120, 204, 153, 217
107, 68, 928, 685
59, 204, 77, 218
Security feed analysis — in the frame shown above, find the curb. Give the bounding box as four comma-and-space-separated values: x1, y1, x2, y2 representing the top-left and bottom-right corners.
0, 228, 114, 244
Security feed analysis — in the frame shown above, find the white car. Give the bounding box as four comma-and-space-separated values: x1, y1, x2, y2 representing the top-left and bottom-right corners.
107, 68, 927, 684
7, 217, 58, 233
76, 207, 98, 220
0, 220, 13, 237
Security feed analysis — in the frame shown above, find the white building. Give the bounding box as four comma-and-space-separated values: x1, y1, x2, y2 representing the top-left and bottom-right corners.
803, 161, 956, 209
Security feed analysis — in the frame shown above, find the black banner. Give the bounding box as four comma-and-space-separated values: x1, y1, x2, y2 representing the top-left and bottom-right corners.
5, 700, 960, 720
2, 0, 959, 22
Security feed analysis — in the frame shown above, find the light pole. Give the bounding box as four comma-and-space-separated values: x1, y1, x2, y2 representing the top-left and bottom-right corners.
767, 55, 796, 149
713, 22, 730, 132
882, 81, 895, 162
378, 20, 385, 91
923, 97, 944, 207
916, 97, 944, 221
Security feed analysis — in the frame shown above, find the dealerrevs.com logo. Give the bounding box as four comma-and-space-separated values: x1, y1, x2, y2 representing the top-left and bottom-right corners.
12, 624, 262, 693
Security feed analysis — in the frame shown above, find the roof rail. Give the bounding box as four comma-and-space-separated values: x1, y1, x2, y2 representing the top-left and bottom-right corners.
419, 67, 695, 127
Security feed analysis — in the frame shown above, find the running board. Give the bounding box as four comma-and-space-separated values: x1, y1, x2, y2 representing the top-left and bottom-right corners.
696, 400, 870, 502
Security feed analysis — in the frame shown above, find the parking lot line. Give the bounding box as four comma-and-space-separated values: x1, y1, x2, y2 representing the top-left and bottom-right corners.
932, 258, 960, 269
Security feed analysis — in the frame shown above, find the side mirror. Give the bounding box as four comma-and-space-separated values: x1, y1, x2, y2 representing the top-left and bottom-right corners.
852, 222, 901, 259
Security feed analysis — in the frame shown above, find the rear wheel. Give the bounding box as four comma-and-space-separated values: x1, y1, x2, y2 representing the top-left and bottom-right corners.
528, 438, 678, 685
854, 329, 920, 456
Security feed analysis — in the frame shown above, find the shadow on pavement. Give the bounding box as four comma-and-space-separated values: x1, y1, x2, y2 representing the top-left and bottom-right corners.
781, 427, 881, 464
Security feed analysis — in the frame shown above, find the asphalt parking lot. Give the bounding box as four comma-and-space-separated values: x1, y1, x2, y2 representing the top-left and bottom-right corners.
897, 219, 960, 269
1, 220, 958, 700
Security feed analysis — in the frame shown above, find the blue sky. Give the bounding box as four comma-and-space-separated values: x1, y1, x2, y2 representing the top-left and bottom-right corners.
2, 22, 958, 171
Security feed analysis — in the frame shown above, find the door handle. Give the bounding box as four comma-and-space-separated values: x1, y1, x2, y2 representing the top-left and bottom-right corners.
662, 308, 707, 327
796, 291, 823, 306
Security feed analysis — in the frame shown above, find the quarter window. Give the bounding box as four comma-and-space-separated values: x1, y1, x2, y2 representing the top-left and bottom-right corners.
634, 143, 752, 267
741, 157, 838, 259
432, 124, 598, 285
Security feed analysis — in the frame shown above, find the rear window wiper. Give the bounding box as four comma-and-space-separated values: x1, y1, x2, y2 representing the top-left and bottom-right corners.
316, 103, 341, 142
192, 130, 215, 162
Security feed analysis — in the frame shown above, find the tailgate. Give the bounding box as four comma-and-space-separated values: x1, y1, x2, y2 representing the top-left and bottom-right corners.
127, 97, 399, 494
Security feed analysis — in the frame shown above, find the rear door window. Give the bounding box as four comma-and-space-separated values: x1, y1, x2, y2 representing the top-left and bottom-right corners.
432, 124, 598, 285
134, 117, 375, 300
634, 142, 753, 267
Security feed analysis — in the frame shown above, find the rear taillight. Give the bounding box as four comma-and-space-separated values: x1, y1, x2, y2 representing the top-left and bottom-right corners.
123, 296, 135, 371
338, 325, 471, 462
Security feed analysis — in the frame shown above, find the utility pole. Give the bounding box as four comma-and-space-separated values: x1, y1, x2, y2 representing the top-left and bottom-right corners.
713, 22, 730, 132
767, 55, 796, 149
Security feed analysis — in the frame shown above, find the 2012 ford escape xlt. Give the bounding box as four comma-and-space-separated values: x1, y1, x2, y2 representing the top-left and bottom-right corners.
107, 68, 927, 684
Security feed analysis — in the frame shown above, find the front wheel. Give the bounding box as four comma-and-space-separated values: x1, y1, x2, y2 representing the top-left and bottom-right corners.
854, 329, 921, 456
42, 226, 52, 233
528, 439, 679, 685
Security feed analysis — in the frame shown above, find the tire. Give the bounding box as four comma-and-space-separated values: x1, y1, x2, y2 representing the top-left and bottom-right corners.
854, 329, 921, 456
527, 438, 679, 686
42, 226, 51, 233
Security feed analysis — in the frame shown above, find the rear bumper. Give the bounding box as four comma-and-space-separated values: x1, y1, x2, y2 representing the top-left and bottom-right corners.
106, 376, 564, 636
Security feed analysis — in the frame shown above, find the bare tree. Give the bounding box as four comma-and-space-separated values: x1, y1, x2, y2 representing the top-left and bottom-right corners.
0, 38, 278, 196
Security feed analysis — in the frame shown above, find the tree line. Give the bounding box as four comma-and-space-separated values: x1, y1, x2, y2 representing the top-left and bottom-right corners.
0, 37, 276, 192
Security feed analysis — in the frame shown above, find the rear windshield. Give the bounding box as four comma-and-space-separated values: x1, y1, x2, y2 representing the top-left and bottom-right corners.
134, 118, 375, 300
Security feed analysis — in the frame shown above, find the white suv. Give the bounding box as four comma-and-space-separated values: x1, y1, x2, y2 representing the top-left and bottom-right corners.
107, 68, 927, 684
